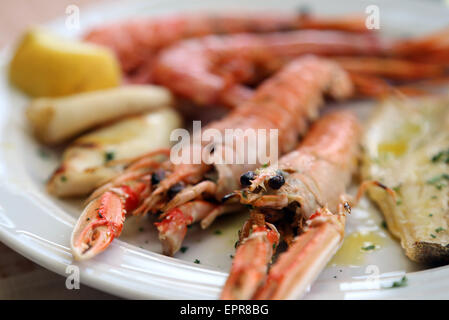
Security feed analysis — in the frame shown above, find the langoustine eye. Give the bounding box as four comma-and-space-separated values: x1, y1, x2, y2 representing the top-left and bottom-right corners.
240, 171, 256, 186
268, 174, 285, 189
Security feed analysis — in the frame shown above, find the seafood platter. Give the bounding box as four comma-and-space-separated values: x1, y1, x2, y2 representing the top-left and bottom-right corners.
1, 0, 449, 299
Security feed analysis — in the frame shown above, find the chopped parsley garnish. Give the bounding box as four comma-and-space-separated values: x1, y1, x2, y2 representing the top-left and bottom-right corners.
390, 276, 407, 288
60, 175, 67, 182
262, 163, 269, 168
428, 213, 433, 217
194, 259, 200, 264
430, 234, 436, 239
272, 243, 276, 250
38, 148, 50, 159
361, 244, 376, 251
435, 227, 445, 233
180, 246, 188, 253
104, 151, 115, 163
431, 149, 449, 164
426, 174, 449, 189
392, 185, 401, 193
396, 200, 402, 205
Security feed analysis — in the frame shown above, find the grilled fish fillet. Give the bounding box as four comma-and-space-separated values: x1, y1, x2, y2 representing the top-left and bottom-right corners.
362, 96, 449, 264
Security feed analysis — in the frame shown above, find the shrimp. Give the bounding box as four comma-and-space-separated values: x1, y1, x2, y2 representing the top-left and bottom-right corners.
154, 30, 386, 108
71, 55, 354, 260
221, 110, 360, 299
84, 12, 370, 81
154, 24, 449, 107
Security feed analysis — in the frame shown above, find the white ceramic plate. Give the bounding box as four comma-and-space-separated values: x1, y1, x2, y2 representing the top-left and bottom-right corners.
1, 0, 449, 300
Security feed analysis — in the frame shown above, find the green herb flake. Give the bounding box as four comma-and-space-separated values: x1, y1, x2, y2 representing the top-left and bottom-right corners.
194, 259, 200, 264
396, 200, 402, 205
60, 175, 67, 182
435, 227, 445, 233
262, 163, 269, 168
381, 221, 387, 229
104, 151, 115, 163
180, 246, 188, 253
431, 149, 449, 164
391, 276, 408, 288
361, 244, 376, 251
214, 230, 222, 235
430, 234, 437, 239
428, 213, 433, 217
426, 174, 449, 189
38, 148, 50, 159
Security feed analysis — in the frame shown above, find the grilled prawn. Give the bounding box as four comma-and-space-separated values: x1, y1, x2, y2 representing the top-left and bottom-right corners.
154, 30, 385, 108
71, 55, 353, 260
221, 110, 360, 300
154, 28, 449, 107
84, 12, 369, 82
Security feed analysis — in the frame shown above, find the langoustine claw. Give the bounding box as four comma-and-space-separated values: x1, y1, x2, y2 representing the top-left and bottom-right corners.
221, 213, 280, 300
71, 149, 170, 260
71, 182, 146, 260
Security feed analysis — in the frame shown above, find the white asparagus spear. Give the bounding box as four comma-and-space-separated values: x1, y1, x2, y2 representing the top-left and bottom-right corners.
26, 85, 174, 144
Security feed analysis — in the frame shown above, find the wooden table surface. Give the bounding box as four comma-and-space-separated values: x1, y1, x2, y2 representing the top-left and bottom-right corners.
0, 0, 118, 300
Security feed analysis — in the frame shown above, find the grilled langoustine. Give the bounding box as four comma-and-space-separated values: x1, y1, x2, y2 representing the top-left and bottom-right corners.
70, 55, 353, 260
221, 110, 360, 300
84, 12, 369, 82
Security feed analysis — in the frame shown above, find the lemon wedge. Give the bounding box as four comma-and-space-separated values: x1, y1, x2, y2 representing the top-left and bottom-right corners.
9, 28, 121, 97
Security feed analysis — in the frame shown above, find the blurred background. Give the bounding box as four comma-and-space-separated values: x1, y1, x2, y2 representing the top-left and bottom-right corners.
0, 0, 109, 46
